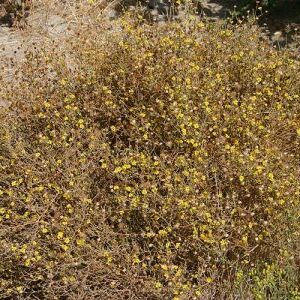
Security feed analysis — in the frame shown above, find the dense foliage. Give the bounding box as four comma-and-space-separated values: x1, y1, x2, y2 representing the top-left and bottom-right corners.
0, 12, 299, 299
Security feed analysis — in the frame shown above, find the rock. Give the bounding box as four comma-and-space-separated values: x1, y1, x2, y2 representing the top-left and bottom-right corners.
0, 99, 10, 108
147, 0, 170, 15
44, 15, 67, 36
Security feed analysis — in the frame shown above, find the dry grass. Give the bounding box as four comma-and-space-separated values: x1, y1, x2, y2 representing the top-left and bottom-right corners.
0, 7, 300, 299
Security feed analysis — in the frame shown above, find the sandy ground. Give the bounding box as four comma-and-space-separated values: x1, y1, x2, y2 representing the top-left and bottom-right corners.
0, 1, 71, 107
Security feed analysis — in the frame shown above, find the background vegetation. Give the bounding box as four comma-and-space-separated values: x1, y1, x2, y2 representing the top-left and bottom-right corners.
0, 6, 299, 300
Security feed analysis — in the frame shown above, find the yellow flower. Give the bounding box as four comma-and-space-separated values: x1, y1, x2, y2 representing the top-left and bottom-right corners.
20, 245, 27, 254
76, 239, 85, 246
125, 186, 132, 192
155, 282, 162, 289
61, 244, 69, 251
101, 162, 108, 169
114, 167, 122, 173
16, 286, 24, 294
133, 256, 141, 264
206, 277, 213, 283
24, 259, 31, 267
255, 165, 264, 175
41, 227, 48, 234
57, 231, 64, 239
60, 79, 67, 85
78, 119, 85, 129
64, 237, 70, 244
122, 164, 131, 170
268, 173, 274, 181
158, 229, 167, 237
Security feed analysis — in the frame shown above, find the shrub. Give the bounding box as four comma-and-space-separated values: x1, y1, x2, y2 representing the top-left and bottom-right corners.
0, 12, 299, 299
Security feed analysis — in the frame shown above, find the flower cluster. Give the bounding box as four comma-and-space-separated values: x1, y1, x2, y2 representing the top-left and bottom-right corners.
0, 11, 299, 299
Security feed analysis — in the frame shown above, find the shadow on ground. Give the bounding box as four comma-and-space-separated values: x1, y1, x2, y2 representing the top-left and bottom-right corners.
197, 0, 300, 48
201, 0, 300, 47
0, 13, 13, 26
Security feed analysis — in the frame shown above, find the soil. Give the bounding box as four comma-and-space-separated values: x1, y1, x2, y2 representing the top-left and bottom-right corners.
0, 1, 69, 107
